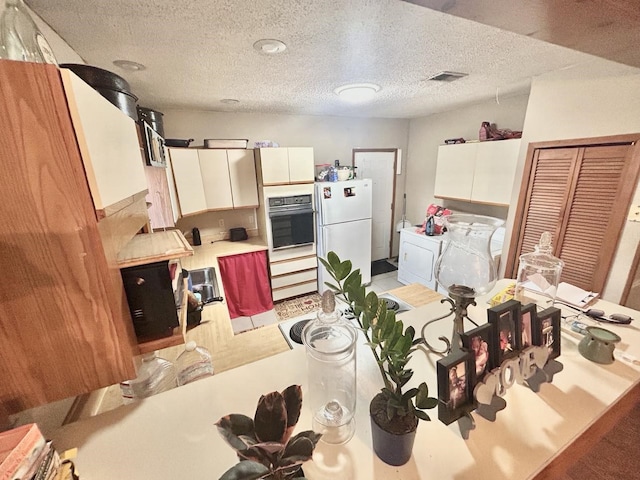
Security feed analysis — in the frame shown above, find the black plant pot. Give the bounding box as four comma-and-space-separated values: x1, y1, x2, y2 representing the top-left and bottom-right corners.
370, 414, 417, 466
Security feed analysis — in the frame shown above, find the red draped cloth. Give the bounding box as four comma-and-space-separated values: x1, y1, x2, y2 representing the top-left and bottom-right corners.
217, 251, 273, 319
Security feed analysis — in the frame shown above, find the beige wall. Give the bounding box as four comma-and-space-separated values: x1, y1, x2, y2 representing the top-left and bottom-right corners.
404, 94, 530, 226
162, 109, 411, 255
504, 73, 640, 302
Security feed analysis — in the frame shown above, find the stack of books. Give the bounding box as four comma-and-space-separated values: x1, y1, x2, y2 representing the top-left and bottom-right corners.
0, 423, 78, 480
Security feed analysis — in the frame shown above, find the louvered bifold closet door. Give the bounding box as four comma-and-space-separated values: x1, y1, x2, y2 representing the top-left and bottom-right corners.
515, 148, 577, 264
555, 145, 631, 291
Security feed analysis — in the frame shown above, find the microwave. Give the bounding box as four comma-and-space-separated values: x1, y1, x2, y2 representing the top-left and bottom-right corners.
141, 120, 167, 167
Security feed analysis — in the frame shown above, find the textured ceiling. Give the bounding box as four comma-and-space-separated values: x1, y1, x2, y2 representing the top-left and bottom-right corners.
28, 0, 639, 118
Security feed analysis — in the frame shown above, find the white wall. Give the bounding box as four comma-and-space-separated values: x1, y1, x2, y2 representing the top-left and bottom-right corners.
162, 109, 411, 255
405, 94, 529, 225
504, 73, 640, 302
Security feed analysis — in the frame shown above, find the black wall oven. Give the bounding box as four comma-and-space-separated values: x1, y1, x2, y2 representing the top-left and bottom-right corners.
268, 194, 314, 250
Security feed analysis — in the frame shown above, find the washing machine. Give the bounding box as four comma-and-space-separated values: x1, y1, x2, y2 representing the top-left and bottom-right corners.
397, 227, 443, 290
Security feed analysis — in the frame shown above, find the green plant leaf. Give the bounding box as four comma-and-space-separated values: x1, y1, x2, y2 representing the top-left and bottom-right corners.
219, 460, 270, 480
323, 281, 341, 292
254, 391, 287, 443
282, 436, 314, 462
281, 385, 302, 428
215, 414, 255, 451
415, 410, 431, 421
333, 260, 352, 280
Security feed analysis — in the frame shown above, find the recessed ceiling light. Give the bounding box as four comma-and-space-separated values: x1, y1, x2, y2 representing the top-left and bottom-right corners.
220, 99, 240, 104
253, 39, 287, 55
112, 59, 146, 71
334, 83, 381, 102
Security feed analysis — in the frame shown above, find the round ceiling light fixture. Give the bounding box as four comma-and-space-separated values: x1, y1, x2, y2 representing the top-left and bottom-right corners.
334, 83, 381, 102
112, 59, 146, 71
253, 39, 287, 55
220, 98, 240, 104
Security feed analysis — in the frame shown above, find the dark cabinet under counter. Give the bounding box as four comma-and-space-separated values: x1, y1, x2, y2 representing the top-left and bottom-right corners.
121, 261, 180, 341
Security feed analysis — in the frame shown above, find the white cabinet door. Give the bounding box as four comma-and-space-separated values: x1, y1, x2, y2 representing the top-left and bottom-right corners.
288, 147, 315, 183
165, 149, 180, 222
168, 148, 207, 216
259, 148, 290, 184
198, 149, 233, 210
434, 143, 477, 201
228, 149, 259, 208
471, 139, 521, 205
60, 69, 147, 212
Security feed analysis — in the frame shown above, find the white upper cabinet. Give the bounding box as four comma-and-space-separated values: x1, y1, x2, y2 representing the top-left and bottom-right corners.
471, 139, 521, 205
434, 139, 521, 206
256, 147, 314, 185
228, 149, 259, 208
60, 69, 147, 214
288, 147, 315, 183
434, 143, 477, 201
198, 149, 234, 210
258, 147, 290, 184
168, 148, 207, 216
168, 148, 259, 217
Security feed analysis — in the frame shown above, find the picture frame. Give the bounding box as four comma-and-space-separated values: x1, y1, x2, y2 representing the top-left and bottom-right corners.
533, 307, 562, 359
437, 349, 476, 425
520, 303, 537, 350
487, 299, 522, 366
461, 322, 495, 386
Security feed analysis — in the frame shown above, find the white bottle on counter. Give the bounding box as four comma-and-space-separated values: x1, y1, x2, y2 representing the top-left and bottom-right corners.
120, 352, 177, 403
176, 341, 214, 386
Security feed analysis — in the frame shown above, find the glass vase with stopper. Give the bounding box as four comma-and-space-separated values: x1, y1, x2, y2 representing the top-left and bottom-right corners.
514, 231, 564, 305
302, 290, 357, 444
419, 214, 504, 354
0, 0, 57, 64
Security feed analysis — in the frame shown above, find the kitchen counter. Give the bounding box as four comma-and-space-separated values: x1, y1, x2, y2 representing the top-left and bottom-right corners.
52, 279, 640, 479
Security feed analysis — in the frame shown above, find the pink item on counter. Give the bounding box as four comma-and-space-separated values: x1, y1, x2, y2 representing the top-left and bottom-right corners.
416, 204, 451, 234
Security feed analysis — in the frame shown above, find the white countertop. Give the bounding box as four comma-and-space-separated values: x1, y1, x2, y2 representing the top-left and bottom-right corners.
51, 280, 640, 479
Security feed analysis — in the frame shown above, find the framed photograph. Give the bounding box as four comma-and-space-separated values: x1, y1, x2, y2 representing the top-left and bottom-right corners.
437, 350, 475, 425
534, 307, 561, 359
520, 303, 537, 350
461, 323, 495, 385
488, 299, 522, 366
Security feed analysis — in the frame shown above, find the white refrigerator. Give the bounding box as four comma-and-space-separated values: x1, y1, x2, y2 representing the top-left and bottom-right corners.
316, 179, 373, 293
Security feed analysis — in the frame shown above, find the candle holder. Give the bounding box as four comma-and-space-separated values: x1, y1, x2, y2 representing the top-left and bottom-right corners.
418, 214, 504, 355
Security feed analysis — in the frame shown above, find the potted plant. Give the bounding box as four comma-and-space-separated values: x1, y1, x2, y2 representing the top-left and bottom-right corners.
215, 384, 322, 480
320, 252, 438, 466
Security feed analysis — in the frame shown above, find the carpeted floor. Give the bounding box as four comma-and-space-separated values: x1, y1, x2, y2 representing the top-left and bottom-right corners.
274, 293, 323, 321
371, 259, 398, 276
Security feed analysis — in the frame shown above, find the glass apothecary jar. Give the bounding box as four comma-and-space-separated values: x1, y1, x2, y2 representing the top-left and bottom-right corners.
514, 232, 564, 304
302, 291, 357, 444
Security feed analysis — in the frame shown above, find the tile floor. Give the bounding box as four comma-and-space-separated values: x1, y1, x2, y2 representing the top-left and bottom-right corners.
231, 268, 403, 334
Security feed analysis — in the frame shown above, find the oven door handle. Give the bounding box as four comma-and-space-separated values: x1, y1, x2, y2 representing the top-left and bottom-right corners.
269, 207, 314, 218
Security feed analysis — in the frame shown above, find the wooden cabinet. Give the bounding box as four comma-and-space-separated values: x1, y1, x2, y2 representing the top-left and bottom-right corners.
0, 60, 140, 415
168, 148, 259, 217
434, 139, 521, 205
256, 147, 314, 185
505, 137, 640, 294
60, 69, 148, 217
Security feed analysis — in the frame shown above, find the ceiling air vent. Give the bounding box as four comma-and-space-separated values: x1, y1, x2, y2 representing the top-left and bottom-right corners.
427, 71, 468, 82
